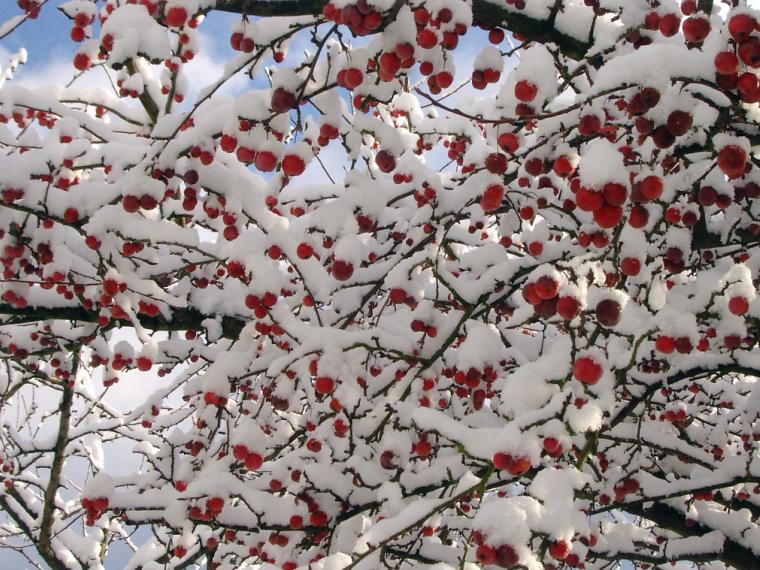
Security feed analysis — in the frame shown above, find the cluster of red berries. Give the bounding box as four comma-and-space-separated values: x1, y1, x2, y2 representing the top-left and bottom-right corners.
514, 79, 538, 117
655, 334, 697, 356
188, 496, 225, 521
542, 436, 564, 458
661, 406, 688, 424
373, 42, 417, 82
611, 477, 640, 503
575, 180, 628, 229
223, 134, 308, 179
336, 67, 363, 91
1, 187, 24, 204
388, 287, 417, 307
203, 390, 229, 407
474, 535, 520, 567
492, 452, 532, 475
471, 65, 501, 90
0, 108, 55, 130
230, 26, 255, 53
81, 496, 110, 526
316, 122, 340, 146
322, 0, 382, 36
232, 444, 264, 471
411, 183, 438, 209
522, 274, 563, 319
1, 289, 27, 309
245, 291, 278, 318
111, 351, 134, 371
16, 0, 41, 18
635, 108, 693, 149
410, 318, 437, 337
69, 11, 94, 42
122, 194, 159, 212
414, 6, 467, 52
443, 136, 470, 165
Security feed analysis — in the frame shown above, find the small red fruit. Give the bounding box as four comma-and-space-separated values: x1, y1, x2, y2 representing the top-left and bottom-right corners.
71, 26, 85, 42
728, 296, 749, 316
514, 80, 537, 102
206, 496, 225, 512
480, 184, 504, 212
557, 296, 581, 320
244, 452, 263, 471
233, 444, 249, 461
717, 145, 747, 180
380, 450, 397, 469
296, 243, 314, 259
655, 335, 676, 354
543, 436, 561, 454
485, 152, 508, 174
682, 16, 710, 43
535, 276, 559, 300
658, 13, 681, 37
573, 356, 603, 385
63, 207, 80, 223
332, 259, 354, 281
497, 132, 519, 153
620, 257, 641, 277
714, 52, 739, 75
282, 154, 305, 176
728, 14, 755, 43
375, 150, 396, 173
122, 195, 140, 213
271, 87, 296, 113
492, 452, 512, 470
593, 203, 623, 228
165, 6, 188, 27
603, 183, 627, 206
255, 150, 277, 172
496, 544, 519, 567
666, 110, 693, 137
507, 456, 531, 476
640, 175, 663, 201
73, 53, 91, 71
476, 544, 497, 564
314, 376, 335, 395
596, 299, 621, 327
548, 540, 571, 560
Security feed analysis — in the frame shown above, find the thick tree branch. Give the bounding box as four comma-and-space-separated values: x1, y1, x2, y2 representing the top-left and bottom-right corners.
37, 351, 77, 570
0, 303, 245, 339
620, 501, 760, 570
214, 0, 592, 60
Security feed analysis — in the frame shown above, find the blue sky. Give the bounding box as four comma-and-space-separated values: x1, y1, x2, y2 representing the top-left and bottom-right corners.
0, 2, 238, 70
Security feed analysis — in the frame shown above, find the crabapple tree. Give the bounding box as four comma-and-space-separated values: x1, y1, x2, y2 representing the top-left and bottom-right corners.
1, 0, 760, 569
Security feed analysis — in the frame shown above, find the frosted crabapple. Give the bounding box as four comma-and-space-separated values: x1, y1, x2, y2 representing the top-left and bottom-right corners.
514, 79, 537, 102
331, 259, 354, 281
717, 144, 748, 179
573, 356, 603, 385
480, 184, 504, 212
270, 87, 296, 113
375, 149, 396, 173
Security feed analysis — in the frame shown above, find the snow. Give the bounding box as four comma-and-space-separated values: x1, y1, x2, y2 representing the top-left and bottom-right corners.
579, 139, 626, 187
101, 5, 172, 65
